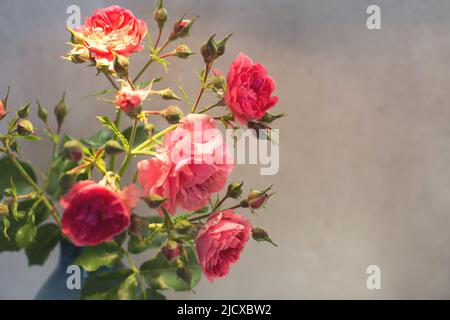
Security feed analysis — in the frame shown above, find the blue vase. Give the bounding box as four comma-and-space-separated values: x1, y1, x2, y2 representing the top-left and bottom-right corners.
35, 240, 124, 300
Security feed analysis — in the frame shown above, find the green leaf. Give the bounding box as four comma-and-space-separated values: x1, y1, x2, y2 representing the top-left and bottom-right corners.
97, 116, 129, 150
25, 223, 61, 265
81, 130, 113, 148
15, 223, 37, 249
122, 125, 148, 148
81, 269, 138, 300
144, 288, 166, 300
140, 246, 201, 291
74, 242, 121, 272
0, 157, 37, 196
178, 81, 191, 109
128, 235, 149, 254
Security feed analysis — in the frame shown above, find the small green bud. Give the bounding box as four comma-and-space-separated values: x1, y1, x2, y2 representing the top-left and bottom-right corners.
252, 227, 278, 247
36, 101, 48, 123
175, 44, 195, 59
169, 17, 197, 41
174, 219, 192, 235
54, 92, 68, 132
17, 104, 30, 119
154, 0, 168, 29
105, 140, 126, 155
158, 88, 181, 101
161, 105, 184, 124
143, 194, 168, 209
113, 53, 129, 77
63, 140, 83, 162
200, 34, 218, 64
144, 123, 155, 137
260, 113, 285, 124
216, 33, 233, 57
226, 182, 243, 199
17, 119, 34, 136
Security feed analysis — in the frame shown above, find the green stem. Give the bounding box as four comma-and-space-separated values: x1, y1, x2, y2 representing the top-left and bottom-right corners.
118, 119, 139, 177
8, 154, 61, 225
199, 100, 224, 114
122, 249, 147, 300
133, 38, 171, 84
109, 109, 122, 171
132, 124, 178, 153
191, 62, 213, 113
188, 204, 241, 222
104, 73, 120, 91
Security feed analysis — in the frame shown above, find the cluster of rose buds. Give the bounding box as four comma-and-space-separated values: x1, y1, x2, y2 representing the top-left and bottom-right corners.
0, 1, 283, 299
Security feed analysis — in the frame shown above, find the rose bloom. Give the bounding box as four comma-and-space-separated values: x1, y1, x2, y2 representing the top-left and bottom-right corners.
61, 181, 139, 246
77, 5, 147, 61
196, 210, 252, 281
0, 101, 5, 120
224, 53, 279, 124
138, 114, 235, 215
115, 86, 148, 114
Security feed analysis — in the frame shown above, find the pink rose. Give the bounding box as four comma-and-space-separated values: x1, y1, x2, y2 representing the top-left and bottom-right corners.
224, 53, 279, 124
115, 86, 148, 114
138, 114, 235, 215
77, 5, 148, 61
196, 210, 252, 281
0, 101, 5, 120
61, 181, 139, 246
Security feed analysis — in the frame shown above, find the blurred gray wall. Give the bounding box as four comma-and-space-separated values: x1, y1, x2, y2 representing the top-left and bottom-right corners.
2, 0, 450, 299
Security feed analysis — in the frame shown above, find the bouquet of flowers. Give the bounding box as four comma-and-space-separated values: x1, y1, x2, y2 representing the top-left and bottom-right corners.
0, 1, 282, 300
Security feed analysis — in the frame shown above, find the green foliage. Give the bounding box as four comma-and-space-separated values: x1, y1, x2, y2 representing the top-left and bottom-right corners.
97, 116, 129, 150
122, 125, 148, 148
15, 223, 36, 249
140, 246, 201, 291
81, 269, 138, 300
74, 242, 121, 272
0, 157, 37, 196
25, 223, 61, 265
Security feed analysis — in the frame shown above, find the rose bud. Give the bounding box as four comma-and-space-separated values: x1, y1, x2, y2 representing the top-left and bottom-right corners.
63, 45, 90, 64
36, 101, 48, 123
144, 123, 155, 137
252, 227, 278, 247
113, 53, 130, 78
260, 112, 285, 124
17, 119, 34, 136
54, 92, 68, 133
157, 88, 181, 101
143, 194, 168, 209
162, 240, 181, 260
169, 16, 197, 41
175, 44, 195, 59
226, 182, 243, 199
174, 219, 192, 235
154, 0, 168, 29
211, 70, 227, 93
242, 185, 274, 210
200, 34, 218, 64
17, 103, 30, 119
115, 86, 148, 116
105, 140, 126, 155
63, 140, 83, 163
0, 203, 9, 217
0, 101, 5, 121
216, 33, 233, 57
130, 214, 148, 235
161, 105, 184, 124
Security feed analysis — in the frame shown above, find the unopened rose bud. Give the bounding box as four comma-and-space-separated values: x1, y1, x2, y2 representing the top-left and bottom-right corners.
211, 73, 227, 92
216, 33, 233, 57
174, 219, 192, 235
175, 44, 194, 59
17, 104, 30, 119
158, 88, 181, 101
0, 203, 9, 217
105, 140, 125, 155
154, 0, 168, 29
0, 101, 5, 121
260, 113, 285, 124
169, 17, 197, 41
143, 194, 167, 209
226, 182, 243, 199
242, 185, 274, 210
113, 54, 129, 78
54, 92, 68, 132
161, 105, 184, 124
36, 101, 48, 123
17, 119, 34, 136
200, 34, 218, 64
66, 26, 84, 45
144, 123, 155, 137
162, 240, 181, 260
63, 140, 83, 163
63, 45, 90, 64
252, 227, 278, 247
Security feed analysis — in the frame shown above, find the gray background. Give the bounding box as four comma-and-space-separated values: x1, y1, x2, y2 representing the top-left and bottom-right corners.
1, 0, 450, 299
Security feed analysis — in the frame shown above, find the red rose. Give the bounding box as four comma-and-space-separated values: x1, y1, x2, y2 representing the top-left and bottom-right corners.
61, 181, 139, 246
0, 101, 5, 120
77, 5, 148, 61
224, 53, 279, 124
196, 210, 252, 281
137, 114, 235, 215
